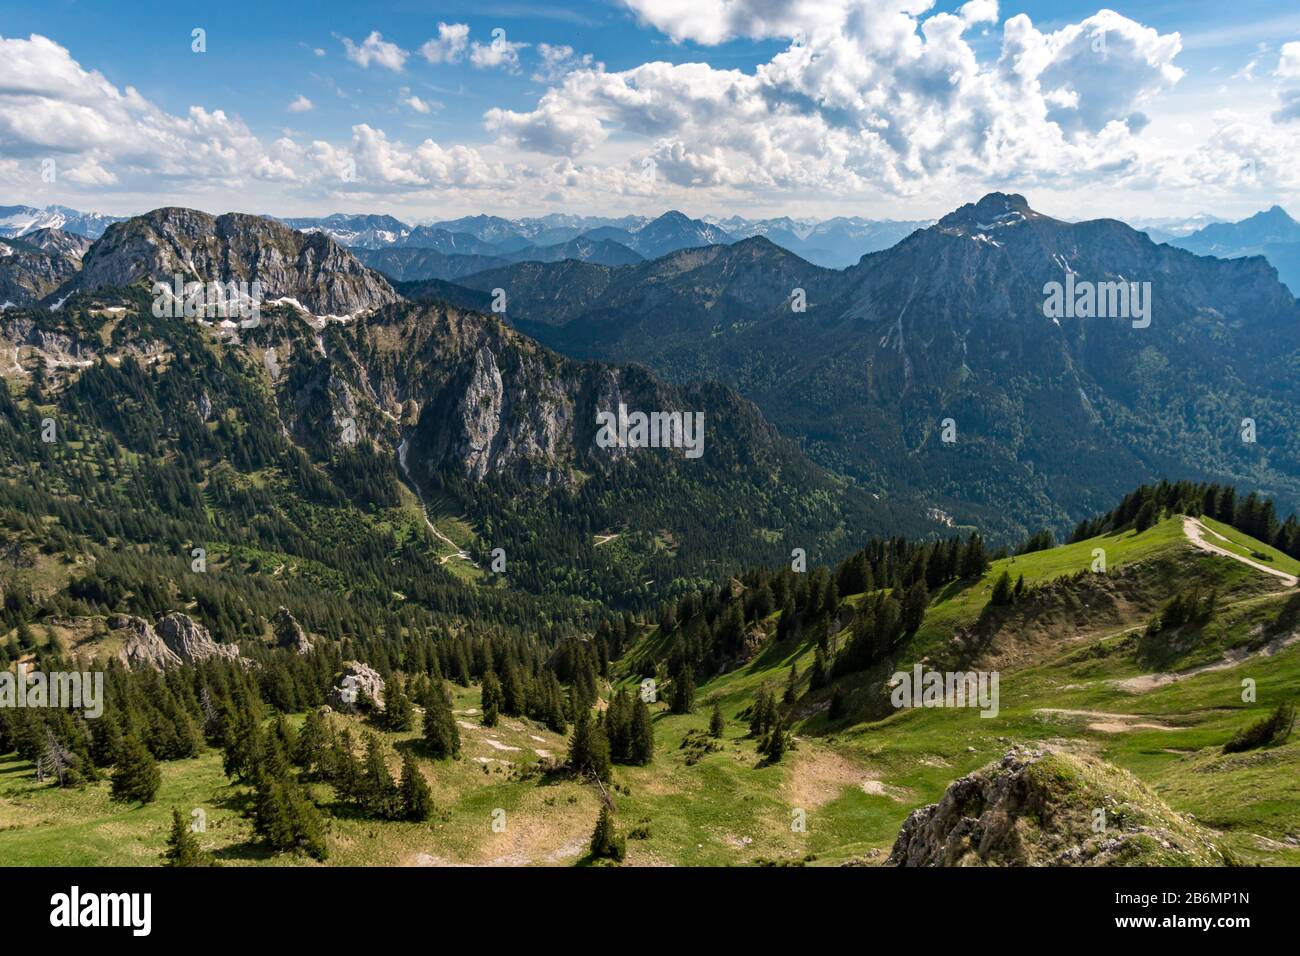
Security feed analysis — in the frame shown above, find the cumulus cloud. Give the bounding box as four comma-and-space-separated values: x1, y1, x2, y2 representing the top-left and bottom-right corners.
470, 35, 529, 73
340, 31, 407, 71
401, 91, 435, 114
482, 2, 1202, 201
0, 33, 296, 190
1278, 41, 1300, 78
420, 22, 469, 64
287, 94, 314, 113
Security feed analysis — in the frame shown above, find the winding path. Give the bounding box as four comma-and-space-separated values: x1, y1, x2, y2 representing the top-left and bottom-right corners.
1181, 515, 1297, 587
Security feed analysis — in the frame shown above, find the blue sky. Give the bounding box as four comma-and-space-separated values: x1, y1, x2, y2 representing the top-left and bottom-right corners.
2, 0, 1300, 222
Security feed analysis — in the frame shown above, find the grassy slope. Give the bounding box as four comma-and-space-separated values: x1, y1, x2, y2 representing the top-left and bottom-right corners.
3, 515, 1299, 866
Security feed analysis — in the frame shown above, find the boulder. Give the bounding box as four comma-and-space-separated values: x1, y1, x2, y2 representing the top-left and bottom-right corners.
327, 661, 385, 712
887, 746, 1225, 867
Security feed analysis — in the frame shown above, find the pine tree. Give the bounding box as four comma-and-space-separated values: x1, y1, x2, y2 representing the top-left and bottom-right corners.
421, 680, 460, 759
809, 645, 829, 691
567, 710, 611, 781
709, 700, 725, 738
669, 662, 695, 714
902, 578, 929, 634
362, 733, 400, 819
163, 807, 212, 866
783, 663, 798, 705
399, 751, 434, 821
589, 805, 625, 862
480, 669, 503, 728
762, 719, 789, 763
629, 698, 654, 765
110, 735, 160, 805
383, 679, 415, 732
989, 570, 1014, 606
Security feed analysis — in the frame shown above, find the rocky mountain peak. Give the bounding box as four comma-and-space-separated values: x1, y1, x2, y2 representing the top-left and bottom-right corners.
66, 207, 400, 316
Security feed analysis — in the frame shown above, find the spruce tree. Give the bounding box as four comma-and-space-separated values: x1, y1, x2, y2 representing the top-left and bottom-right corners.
709, 700, 725, 738
383, 679, 415, 732
421, 681, 461, 759
162, 807, 212, 866
480, 669, 503, 728
110, 735, 160, 805
629, 698, 654, 765
783, 663, 798, 705
399, 751, 434, 821
589, 805, 625, 862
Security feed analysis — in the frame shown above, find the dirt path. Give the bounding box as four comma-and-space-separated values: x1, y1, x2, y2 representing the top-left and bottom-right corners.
1113, 631, 1300, 693
1182, 516, 1297, 587
398, 439, 478, 567
1034, 708, 1176, 733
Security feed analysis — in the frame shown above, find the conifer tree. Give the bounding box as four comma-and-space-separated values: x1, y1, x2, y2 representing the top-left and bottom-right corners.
709, 700, 725, 738
589, 805, 626, 862
480, 669, 503, 728
421, 681, 461, 759
383, 678, 415, 732
629, 698, 654, 765
362, 733, 400, 819
783, 663, 798, 705
111, 735, 161, 805
162, 807, 212, 866
399, 751, 434, 821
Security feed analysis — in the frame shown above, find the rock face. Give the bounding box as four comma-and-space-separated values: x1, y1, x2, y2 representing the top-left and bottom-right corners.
328, 661, 385, 712
65, 207, 400, 316
0, 233, 86, 306
887, 747, 1225, 867
113, 616, 183, 671
156, 612, 245, 666
113, 612, 248, 670
273, 606, 314, 655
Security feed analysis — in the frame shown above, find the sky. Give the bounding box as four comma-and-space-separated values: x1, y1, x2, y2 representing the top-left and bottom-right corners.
2, 0, 1300, 224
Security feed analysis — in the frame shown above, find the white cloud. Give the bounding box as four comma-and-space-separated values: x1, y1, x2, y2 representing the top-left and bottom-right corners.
402, 93, 433, 114
420, 22, 469, 64
471, 36, 529, 73
484, 3, 1203, 203
1278, 41, 1300, 78
288, 94, 314, 113
532, 43, 597, 83
959, 0, 999, 27
340, 31, 407, 71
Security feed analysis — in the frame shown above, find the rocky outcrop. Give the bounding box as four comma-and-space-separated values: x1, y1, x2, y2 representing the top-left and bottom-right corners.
113, 616, 183, 671
0, 235, 84, 307
156, 612, 246, 666
113, 612, 249, 670
273, 606, 314, 655
65, 207, 400, 316
887, 747, 1225, 867
327, 661, 385, 712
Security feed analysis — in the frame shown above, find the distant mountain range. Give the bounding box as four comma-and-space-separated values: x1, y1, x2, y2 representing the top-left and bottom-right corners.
1159, 205, 1300, 294
5, 192, 1300, 544
0, 204, 124, 240
438, 193, 1300, 538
